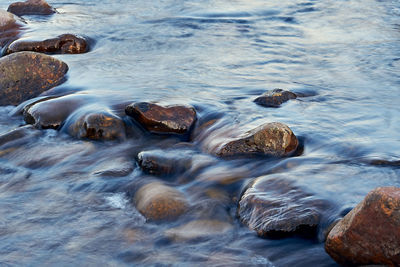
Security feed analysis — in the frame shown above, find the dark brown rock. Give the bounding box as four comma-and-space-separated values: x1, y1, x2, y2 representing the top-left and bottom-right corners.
6, 34, 89, 55
7, 0, 55, 16
238, 177, 331, 237
134, 182, 188, 221
0, 52, 68, 106
254, 89, 297, 108
125, 102, 196, 134
0, 9, 23, 49
325, 187, 400, 266
216, 122, 298, 158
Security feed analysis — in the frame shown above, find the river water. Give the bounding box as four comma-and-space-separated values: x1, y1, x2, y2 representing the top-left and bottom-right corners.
0, 0, 399, 266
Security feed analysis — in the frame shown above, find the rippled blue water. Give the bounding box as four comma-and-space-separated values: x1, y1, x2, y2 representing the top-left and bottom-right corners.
0, 0, 399, 266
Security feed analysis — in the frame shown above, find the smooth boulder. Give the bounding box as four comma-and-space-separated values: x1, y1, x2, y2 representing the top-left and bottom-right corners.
216, 122, 298, 157
0, 9, 23, 48
125, 102, 197, 134
325, 187, 400, 266
254, 89, 297, 108
0, 52, 68, 106
7, 0, 55, 16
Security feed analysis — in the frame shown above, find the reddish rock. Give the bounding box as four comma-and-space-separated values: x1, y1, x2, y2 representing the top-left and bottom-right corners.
325, 187, 400, 266
254, 89, 297, 108
6, 34, 89, 55
216, 122, 298, 158
0, 52, 68, 106
7, 0, 55, 16
125, 102, 197, 134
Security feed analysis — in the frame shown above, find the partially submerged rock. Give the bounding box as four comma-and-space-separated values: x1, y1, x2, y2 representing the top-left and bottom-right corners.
6, 34, 89, 55
0, 52, 68, 106
325, 187, 400, 266
216, 122, 298, 158
125, 102, 197, 134
254, 89, 297, 108
165, 220, 233, 241
0, 9, 23, 49
8, 0, 56, 16
134, 182, 188, 221
92, 157, 134, 177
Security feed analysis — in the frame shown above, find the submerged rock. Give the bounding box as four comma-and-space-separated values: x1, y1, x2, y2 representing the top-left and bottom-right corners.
254, 89, 297, 108
216, 122, 298, 158
6, 34, 89, 55
325, 187, 400, 266
134, 182, 188, 221
7, 0, 56, 16
0, 52, 68, 106
238, 177, 331, 237
125, 102, 197, 134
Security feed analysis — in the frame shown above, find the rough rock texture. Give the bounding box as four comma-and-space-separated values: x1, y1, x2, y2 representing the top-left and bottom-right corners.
165, 220, 233, 241
125, 102, 197, 134
6, 34, 89, 55
217, 122, 298, 158
254, 89, 297, 108
7, 0, 55, 16
134, 182, 188, 221
325, 187, 400, 266
0, 52, 68, 106
238, 177, 331, 237
137, 150, 192, 176
0, 9, 23, 49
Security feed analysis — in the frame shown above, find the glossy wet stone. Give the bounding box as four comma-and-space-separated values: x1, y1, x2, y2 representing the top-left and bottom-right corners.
254, 89, 297, 108
6, 34, 89, 55
0, 125, 39, 149
216, 122, 298, 158
0, 9, 23, 49
0, 52, 68, 106
7, 0, 55, 16
125, 102, 197, 134
325, 187, 400, 266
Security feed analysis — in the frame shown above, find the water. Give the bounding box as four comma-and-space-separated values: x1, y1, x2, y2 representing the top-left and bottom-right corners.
0, 0, 399, 265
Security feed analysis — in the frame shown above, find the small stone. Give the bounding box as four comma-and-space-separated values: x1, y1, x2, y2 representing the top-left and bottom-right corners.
6, 34, 89, 55
137, 149, 191, 176
134, 182, 188, 221
325, 187, 400, 266
7, 0, 56, 16
92, 157, 134, 177
165, 220, 233, 241
254, 89, 297, 108
0, 52, 68, 106
216, 122, 298, 158
0, 125, 38, 147
125, 102, 197, 134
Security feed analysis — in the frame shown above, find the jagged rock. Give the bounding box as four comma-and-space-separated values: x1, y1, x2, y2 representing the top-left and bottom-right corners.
254, 89, 297, 108
7, 0, 55, 16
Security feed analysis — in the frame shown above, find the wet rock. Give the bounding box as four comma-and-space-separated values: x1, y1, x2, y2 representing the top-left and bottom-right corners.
137, 150, 192, 176
325, 187, 400, 266
0, 125, 39, 149
134, 182, 188, 221
216, 122, 298, 158
0, 9, 23, 49
165, 220, 233, 241
254, 89, 297, 108
6, 34, 89, 55
368, 158, 400, 167
0, 52, 68, 106
92, 157, 134, 177
125, 102, 197, 134
7, 0, 56, 16
238, 177, 331, 237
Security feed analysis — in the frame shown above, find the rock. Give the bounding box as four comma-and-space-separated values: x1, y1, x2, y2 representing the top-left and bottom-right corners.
238, 177, 331, 237
125, 102, 197, 134
134, 182, 188, 221
0, 125, 38, 147
92, 157, 134, 177
6, 34, 89, 55
165, 220, 233, 241
0, 9, 23, 49
137, 149, 191, 176
216, 122, 298, 158
0, 52, 68, 106
368, 159, 400, 167
254, 89, 297, 108
7, 0, 55, 16
325, 187, 400, 266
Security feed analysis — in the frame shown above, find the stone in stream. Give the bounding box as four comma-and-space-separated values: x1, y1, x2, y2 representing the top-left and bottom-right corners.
325, 187, 400, 266
238, 177, 332, 238
0, 9, 23, 49
0, 52, 68, 106
216, 122, 298, 158
125, 102, 197, 135
254, 89, 297, 108
7, 0, 56, 16
6, 34, 89, 55
134, 182, 189, 221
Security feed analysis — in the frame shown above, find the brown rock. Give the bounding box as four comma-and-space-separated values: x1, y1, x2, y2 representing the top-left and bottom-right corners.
125, 102, 197, 134
0, 52, 68, 106
216, 122, 298, 157
165, 220, 233, 241
254, 89, 297, 108
6, 34, 89, 55
238, 177, 331, 237
325, 187, 400, 266
0, 9, 23, 48
7, 0, 55, 16
137, 149, 191, 176
134, 182, 188, 221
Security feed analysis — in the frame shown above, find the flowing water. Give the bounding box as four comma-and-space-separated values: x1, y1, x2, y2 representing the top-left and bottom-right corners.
0, 0, 400, 266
